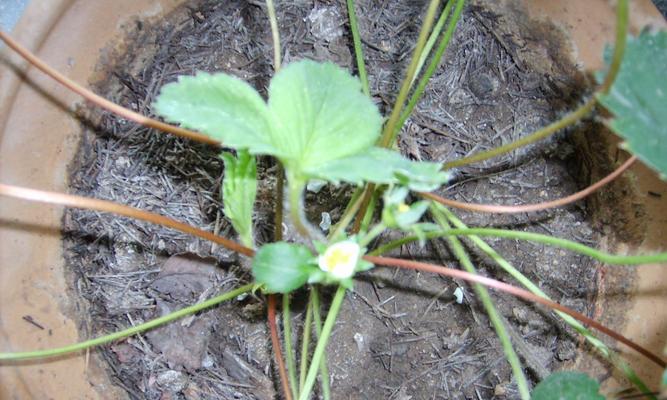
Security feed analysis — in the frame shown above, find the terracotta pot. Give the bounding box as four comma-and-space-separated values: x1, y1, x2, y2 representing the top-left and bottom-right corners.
0, 1, 664, 398
0, 2, 184, 398
511, 0, 667, 390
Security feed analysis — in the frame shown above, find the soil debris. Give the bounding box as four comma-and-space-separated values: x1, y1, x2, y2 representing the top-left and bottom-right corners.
63, 0, 602, 398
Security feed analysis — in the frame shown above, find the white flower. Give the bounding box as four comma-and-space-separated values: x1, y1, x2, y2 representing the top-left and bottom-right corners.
318, 241, 360, 279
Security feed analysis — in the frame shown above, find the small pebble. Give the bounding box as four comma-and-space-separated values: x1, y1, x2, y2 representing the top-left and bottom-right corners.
156, 370, 188, 393
494, 383, 507, 396
319, 212, 332, 232
307, 179, 327, 193
353, 332, 365, 352
453, 287, 464, 304
512, 307, 529, 324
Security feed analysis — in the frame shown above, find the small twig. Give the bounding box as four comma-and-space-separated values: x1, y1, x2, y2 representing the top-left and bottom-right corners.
21, 316, 45, 330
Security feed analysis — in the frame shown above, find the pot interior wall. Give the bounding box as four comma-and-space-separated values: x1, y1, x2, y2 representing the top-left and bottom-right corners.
0, 0, 665, 398
513, 0, 667, 388
0, 1, 182, 399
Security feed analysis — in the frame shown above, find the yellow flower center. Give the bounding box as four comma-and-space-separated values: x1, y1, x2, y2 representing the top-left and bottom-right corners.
322, 247, 354, 273
318, 241, 360, 279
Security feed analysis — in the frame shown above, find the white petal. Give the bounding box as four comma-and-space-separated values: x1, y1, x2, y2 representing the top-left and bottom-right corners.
318, 241, 360, 279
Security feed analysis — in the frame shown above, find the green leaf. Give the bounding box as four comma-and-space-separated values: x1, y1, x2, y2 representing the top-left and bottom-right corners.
221, 150, 257, 248
532, 372, 604, 400
268, 60, 383, 173
597, 30, 667, 178
154, 61, 449, 191
307, 147, 451, 191
154, 72, 276, 155
252, 243, 317, 294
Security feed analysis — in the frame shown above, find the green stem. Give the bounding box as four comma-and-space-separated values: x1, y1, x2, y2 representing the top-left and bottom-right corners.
443, 0, 628, 170
431, 207, 530, 400
289, 181, 311, 239
443, 99, 595, 169
283, 294, 299, 399
440, 207, 654, 398
329, 187, 364, 240
346, 0, 370, 97
359, 223, 386, 248
378, 0, 441, 149
265, 0, 281, 71
311, 288, 331, 400
0, 284, 253, 361
299, 286, 346, 400
360, 186, 381, 233
274, 164, 285, 241
398, 0, 464, 135
352, 183, 376, 234
299, 290, 314, 392
369, 227, 667, 265
352, 0, 441, 230
598, 0, 628, 95
410, 0, 454, 87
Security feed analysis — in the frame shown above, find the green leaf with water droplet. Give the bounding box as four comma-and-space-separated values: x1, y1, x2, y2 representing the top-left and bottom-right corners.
532, 372, 604, 400
597, 30, 667, 178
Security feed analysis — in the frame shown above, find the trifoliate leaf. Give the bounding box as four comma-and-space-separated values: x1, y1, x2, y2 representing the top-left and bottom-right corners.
221, 150, 257, 248
154, 72, 276, 154
252, 242, 317, 294
532, 372, 604, 400
597, 30, 667, 178
308, 147, 450, 191
154, 60, 448, 192
268, 60, 383, 172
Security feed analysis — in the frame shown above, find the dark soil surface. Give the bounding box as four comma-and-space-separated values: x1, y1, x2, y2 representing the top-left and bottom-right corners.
64, 1, 602, 399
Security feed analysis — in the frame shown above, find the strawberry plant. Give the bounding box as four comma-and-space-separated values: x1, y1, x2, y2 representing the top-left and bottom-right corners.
1, 0, 666, 399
